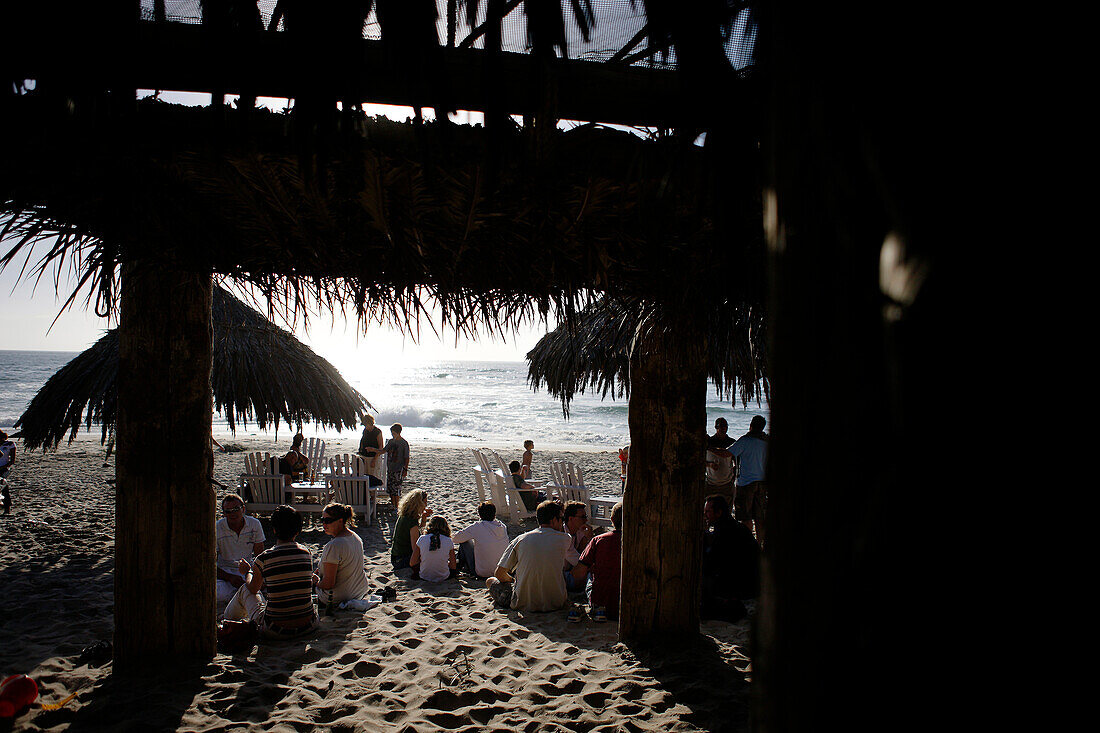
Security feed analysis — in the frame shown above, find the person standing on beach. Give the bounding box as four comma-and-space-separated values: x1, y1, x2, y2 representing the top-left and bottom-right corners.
382, 423, 410, 510
452, 502, 510, 579
521, 440, 535, 479
0, 429, 14, 514
486, 500, 571, 612
571, 501, 624, 621
215, 494, 266, 612
730, 415, 769, 545
357, 415, 385, 487
706, 418, 736, 504
314, 503, 369, 606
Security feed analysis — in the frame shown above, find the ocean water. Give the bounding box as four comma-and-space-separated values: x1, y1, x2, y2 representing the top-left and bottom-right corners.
1, 351, 769, 451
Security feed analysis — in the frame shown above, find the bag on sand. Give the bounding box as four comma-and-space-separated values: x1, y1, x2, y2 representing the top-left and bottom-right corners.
217, 620, 257, 652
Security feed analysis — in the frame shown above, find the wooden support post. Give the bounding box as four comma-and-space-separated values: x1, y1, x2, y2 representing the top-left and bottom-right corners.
115, 266, 215, 671
619, 324, 708, 640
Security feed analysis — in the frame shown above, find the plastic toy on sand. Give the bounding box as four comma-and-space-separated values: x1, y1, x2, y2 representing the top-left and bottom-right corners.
0, 674, 39, 717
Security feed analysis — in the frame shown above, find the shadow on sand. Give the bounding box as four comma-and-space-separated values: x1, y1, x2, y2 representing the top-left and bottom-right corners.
621, 634, 752, 733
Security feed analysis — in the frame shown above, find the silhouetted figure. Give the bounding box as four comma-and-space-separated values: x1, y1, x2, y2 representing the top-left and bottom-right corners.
701, 495, 760, 622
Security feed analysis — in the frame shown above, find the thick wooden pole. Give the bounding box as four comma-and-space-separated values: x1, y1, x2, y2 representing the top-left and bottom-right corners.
115, 266, 215, 671
619, 325, 708, 639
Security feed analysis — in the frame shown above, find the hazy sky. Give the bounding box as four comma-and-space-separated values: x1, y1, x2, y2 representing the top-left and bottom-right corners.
0, 262, 547, 365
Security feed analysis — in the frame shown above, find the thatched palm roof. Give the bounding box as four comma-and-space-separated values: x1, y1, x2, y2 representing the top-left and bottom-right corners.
527, 295, 768, 415
0, 100, 745, 334
14, 286, 371, 451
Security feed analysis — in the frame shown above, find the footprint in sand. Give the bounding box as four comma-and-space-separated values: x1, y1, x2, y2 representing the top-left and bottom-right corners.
582, 691, 611, 709
352, 661, 382, 678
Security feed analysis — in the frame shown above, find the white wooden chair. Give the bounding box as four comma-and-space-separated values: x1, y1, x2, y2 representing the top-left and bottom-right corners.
326, 455, 375, 526
489, 449, 538, 523
305, 438, 326, 482
366, 453, 392, 512
547, 459, 613, 528
240, 452, 284, 515
471, 449, 491, 505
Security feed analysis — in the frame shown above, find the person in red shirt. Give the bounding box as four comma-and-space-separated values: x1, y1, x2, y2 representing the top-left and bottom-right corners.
570, 501, 623, 621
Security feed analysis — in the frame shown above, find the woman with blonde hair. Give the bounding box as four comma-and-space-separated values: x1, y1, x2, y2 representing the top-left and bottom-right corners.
314, 502, 369, 605
391, 488, 431, 573
410, 515, 457, 582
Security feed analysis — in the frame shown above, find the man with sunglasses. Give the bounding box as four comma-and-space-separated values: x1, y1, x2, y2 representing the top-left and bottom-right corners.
216, 494, 266, 612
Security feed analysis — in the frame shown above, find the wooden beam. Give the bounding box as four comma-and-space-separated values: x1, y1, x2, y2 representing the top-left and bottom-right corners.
115, 265, 215, 671
619, 324, 708, 639
11, 22, 682, 127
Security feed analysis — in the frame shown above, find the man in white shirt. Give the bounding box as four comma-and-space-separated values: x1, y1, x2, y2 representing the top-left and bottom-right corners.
452, 502, 510, 579
730, 415, 769, 546
486, 501, 571, 612
216, 494, 266, 611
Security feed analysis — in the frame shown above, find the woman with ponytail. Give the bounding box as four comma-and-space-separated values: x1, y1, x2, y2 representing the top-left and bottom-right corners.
409, 515, 457, 582
314, 502, 369, 604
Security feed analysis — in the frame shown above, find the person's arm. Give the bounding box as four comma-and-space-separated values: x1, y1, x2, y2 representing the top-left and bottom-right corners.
448, 546, 457, 570
318, 562, 338, 590
452, 525, 472, 545
494, 565, 514, 583
239, 559, 264, 594
410, 541, 422, 567
571, 560, 590, 586
251, 541, 264, 557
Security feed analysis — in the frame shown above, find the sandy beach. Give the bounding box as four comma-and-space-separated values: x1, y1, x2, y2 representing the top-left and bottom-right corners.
1, 434, 752, 732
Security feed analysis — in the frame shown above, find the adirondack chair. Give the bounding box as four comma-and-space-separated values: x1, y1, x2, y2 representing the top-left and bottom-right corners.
240, 452, 284, 515
305, 438, 326, 482
490, 449, 538, 523
471, 449, 490, 505
548, 459, 613, 528
326, 454, 375, 526
471, 449, 516, 520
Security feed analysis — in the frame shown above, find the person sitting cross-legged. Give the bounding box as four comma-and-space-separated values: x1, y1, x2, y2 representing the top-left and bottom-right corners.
486, 500, 571, 612
223, 505, 318, 640
452, 502, 510, 580
314, 502, 369, 606
570, 501, 623, 621
701, 494, 760, 623
215, 494, 266, 613
410, 515, 458, 582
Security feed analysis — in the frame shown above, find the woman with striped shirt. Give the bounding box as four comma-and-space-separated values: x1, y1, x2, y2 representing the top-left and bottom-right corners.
224, 505, 318, 639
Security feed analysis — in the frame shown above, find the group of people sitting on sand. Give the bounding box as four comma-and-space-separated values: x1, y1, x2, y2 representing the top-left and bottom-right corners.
216, 494, 370, 639
388, 487, 623, 621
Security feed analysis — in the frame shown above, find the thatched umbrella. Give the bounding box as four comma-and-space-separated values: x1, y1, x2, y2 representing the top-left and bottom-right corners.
13, 285, 371, 451
526, 295, 769, 414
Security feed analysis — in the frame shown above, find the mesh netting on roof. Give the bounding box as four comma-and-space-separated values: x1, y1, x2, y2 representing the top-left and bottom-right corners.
139, 0, 755, 71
